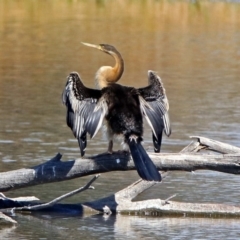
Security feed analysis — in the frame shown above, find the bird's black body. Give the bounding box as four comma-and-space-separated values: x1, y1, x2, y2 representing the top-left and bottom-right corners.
103, 84, 143, 138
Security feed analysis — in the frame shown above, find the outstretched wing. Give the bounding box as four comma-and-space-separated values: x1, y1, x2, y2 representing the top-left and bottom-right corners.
62, 72, 107, 156
138, 70, 171, 152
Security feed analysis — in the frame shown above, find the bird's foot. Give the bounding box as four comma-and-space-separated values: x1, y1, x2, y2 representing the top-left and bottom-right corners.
105, 149, 129, 156
107, 140, 113, 154
108, 150, 113, 154
117, 149, 130, 156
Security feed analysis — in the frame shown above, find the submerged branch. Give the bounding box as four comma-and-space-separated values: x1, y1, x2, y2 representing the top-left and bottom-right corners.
13, 175, 99, 211
4, 176, 240, 218
0, 212, 17, 225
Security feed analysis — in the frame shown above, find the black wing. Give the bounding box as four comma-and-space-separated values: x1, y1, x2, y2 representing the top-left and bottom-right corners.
138, 70, 171, 153
62, 72, 107, 156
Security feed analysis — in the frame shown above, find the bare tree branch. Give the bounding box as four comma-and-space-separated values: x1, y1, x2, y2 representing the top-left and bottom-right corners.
180, 141, 204, 153
0, 212, 17, 225
14, 175, 99, 211
1, 137, 240, 192
191, 136, 240, 153
80, 138, 240, 216
1, 136, 240, 217
81, 175, 240, 217
0, 193, 39, 202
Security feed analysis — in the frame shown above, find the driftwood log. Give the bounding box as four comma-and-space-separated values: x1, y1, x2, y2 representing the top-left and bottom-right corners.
1, 136, 240, 192
1, 136, 240, 224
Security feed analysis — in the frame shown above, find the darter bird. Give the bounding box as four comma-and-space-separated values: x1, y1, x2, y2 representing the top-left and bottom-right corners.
62, 43, 171, 181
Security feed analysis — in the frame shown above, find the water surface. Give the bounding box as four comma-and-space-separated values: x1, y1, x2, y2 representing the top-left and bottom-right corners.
0, 0, 240, 239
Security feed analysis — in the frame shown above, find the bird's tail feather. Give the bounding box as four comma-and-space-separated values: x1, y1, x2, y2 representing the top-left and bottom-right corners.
127, 137, 161, 182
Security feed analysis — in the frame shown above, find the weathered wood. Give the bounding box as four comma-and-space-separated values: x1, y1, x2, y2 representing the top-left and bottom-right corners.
81, 137, 240, 216
0, 193, 39, 202
114, 199, 240, 217
191, 136, 240, 153
3, 173, 240, 217
14, 175, 98, 211
82, 177, 161, 214
81, 138, 240, 216
0, 152, 131, 192
1, 136, 240, 218
0, 153, 240, 192
149, 152, 240, 174
0, 212, 17, 224
3, 175, 240, 218
1, 137, 240, 192
180, 140, 205, 153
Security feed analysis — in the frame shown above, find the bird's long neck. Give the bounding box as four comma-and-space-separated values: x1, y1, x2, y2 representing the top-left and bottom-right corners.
111, 50, 124, 82
96, 51, 124, 89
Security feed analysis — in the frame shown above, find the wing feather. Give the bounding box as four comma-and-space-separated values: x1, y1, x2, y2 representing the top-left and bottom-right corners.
62, 72, 106, 156
138, 70, 171, 152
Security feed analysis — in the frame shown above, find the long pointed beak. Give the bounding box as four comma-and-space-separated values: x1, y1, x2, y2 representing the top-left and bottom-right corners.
81, 42, 102, 50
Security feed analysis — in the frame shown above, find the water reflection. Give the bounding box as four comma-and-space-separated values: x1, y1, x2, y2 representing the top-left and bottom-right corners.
3, 213, 240, 240
0, 0, 240, 239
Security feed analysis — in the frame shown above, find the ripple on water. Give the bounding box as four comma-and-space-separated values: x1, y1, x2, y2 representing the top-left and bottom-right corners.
2, 156, 16, 163
21, 138, 43, 142
0, 140, 14, 144
58, 147, 80, 152
40, 142, 66, 146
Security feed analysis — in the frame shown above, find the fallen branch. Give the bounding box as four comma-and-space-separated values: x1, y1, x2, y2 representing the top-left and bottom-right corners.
13, 175, 99, 211
3, 174, 240, 217
0, 212, 17, 225
191, 136, 240, 154
83, 177, 240, 217
0, 137, 240, 192
0, 193, 39, 202
1, 136, 240, 218
80, 139, 240, 216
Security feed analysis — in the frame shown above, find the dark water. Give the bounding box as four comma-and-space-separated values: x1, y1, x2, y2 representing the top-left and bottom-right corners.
0, 0, 240, 239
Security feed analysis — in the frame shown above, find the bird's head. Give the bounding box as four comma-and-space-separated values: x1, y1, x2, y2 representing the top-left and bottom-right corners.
81, 42, 118, 56
81, 42, 124, 88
